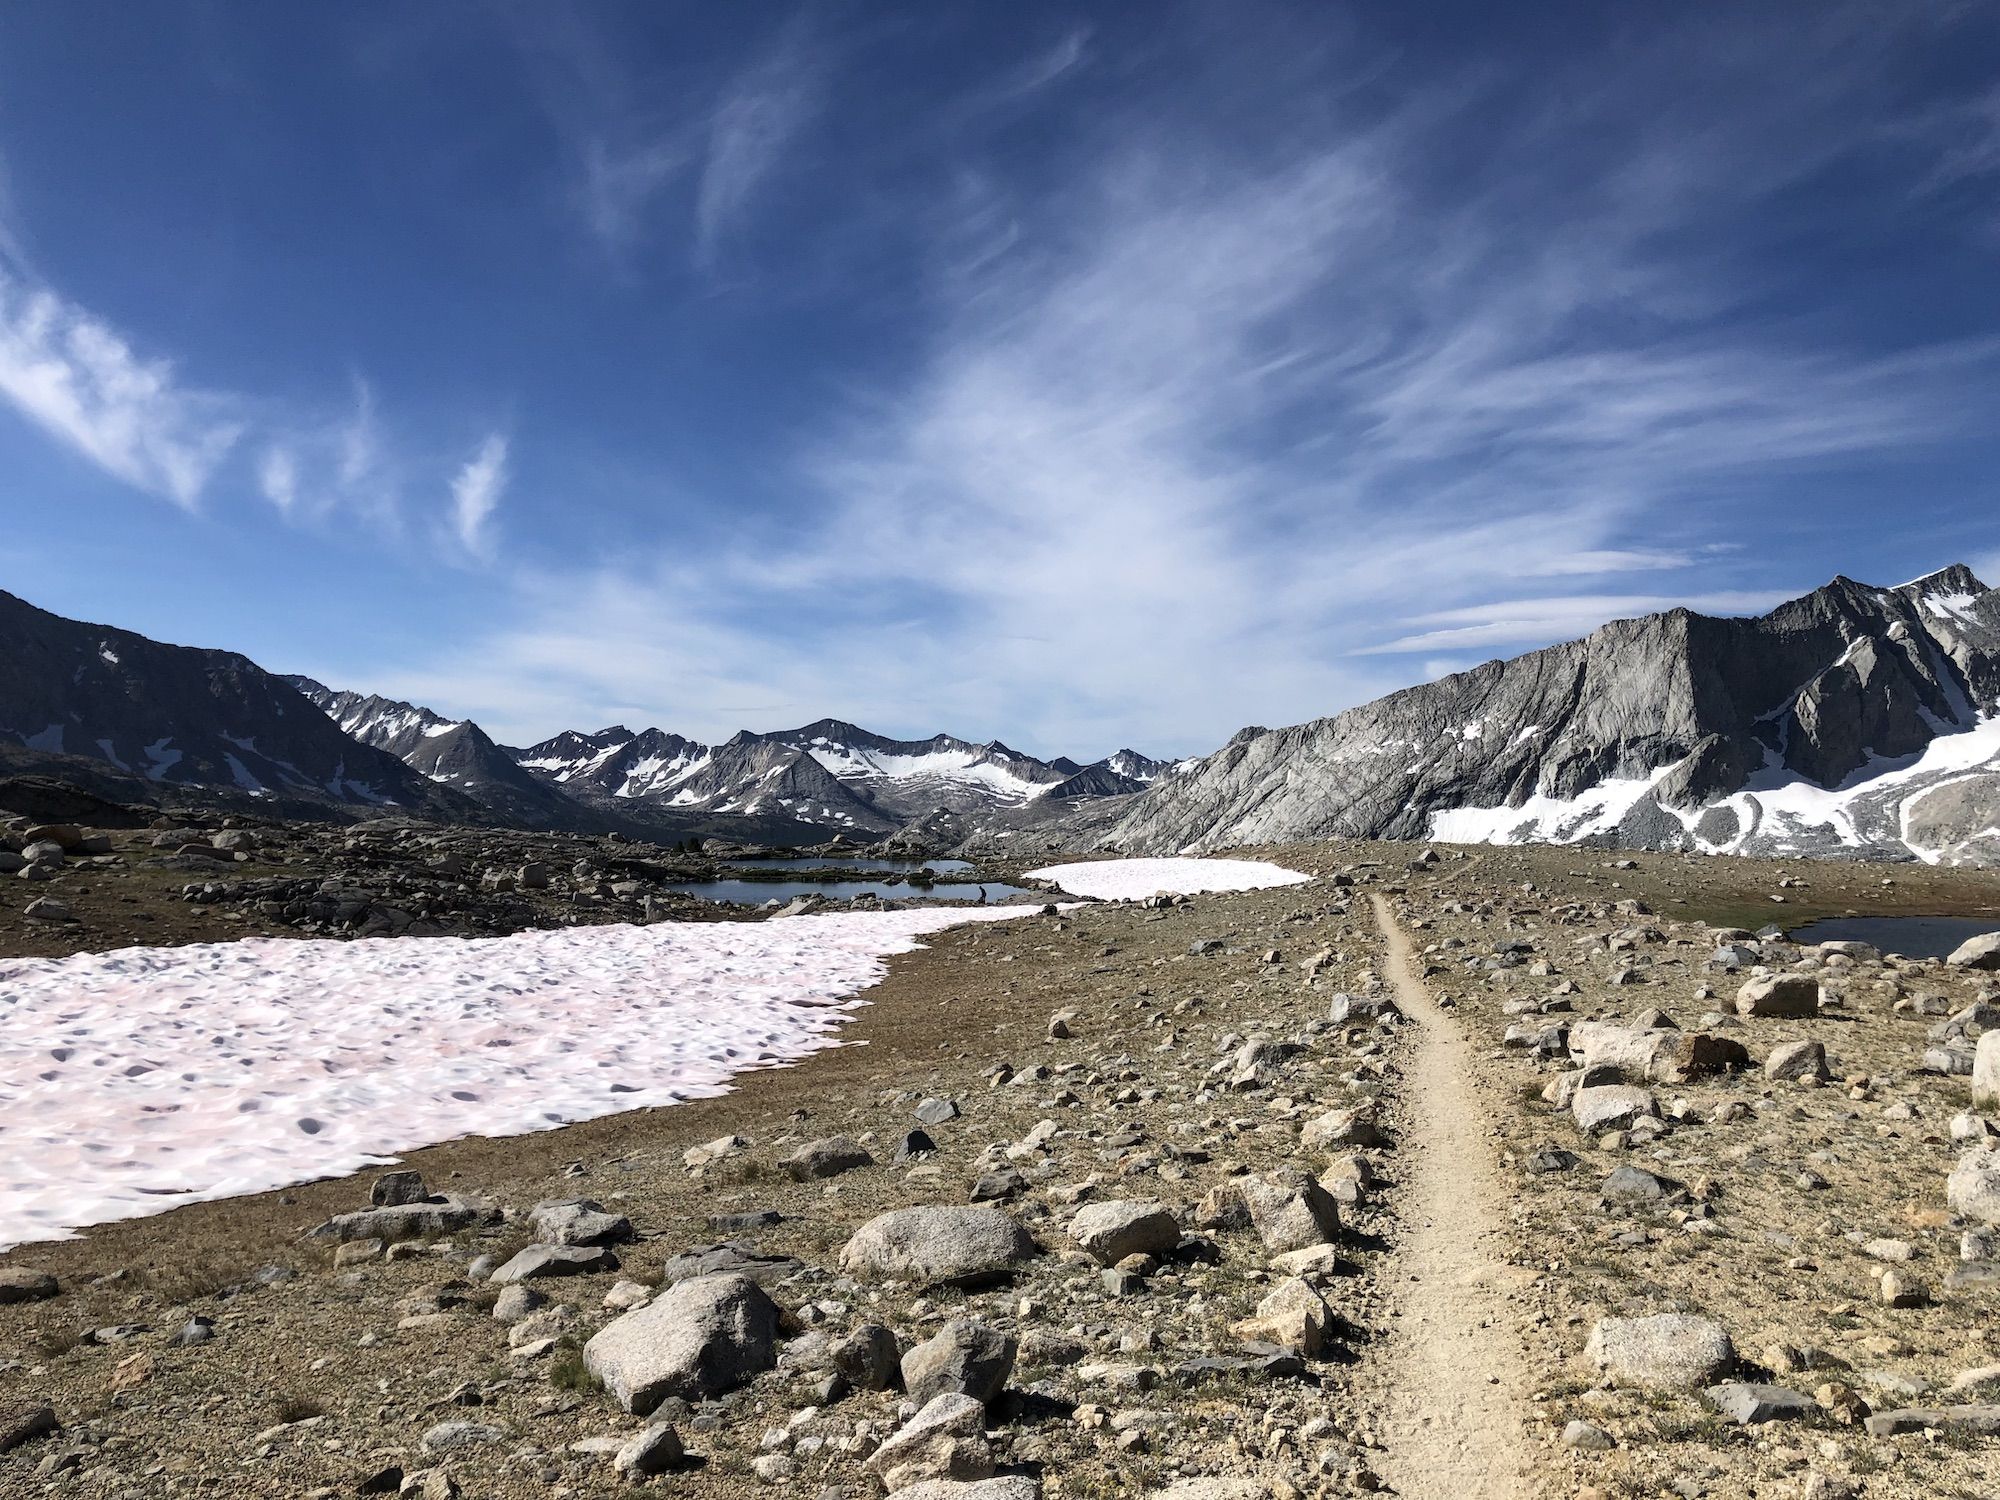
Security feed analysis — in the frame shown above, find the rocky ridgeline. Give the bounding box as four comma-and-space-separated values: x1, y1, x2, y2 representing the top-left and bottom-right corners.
1390, 852, 2000, 1499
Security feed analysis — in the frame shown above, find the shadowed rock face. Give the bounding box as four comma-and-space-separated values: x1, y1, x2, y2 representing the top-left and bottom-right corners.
1103, 566, 2000, 864
0, 589, 475, 822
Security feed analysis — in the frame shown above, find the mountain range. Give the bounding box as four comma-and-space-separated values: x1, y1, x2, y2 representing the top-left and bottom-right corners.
5, 568, 1997, 864
0, 589, 476, 824
0, 586, 1161, 844
1102, 564, 2000, 866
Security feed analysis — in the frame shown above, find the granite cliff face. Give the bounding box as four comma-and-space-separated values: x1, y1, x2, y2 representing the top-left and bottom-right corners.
1103, 566, 2000, 864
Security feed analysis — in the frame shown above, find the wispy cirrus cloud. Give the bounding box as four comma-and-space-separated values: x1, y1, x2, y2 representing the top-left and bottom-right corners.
381, 9, 2000, 755
254, 378, 401, 531
448, 433, 509, 562
575, 137, 691, 261
1353, 591, 1794, 655
0, 250, 507, 558
510, 7, 827, 271
694, 25, 825, 270
0, 268, 242, 509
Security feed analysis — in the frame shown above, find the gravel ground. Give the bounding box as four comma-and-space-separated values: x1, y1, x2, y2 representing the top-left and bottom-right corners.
3, 835, 1999, 1500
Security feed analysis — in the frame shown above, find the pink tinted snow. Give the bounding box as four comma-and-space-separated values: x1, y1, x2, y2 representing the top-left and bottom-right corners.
0, 905, 1036, 1250
1025, 856, 1310, 902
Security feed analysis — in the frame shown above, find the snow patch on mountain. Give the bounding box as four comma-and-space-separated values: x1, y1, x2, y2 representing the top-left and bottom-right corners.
1429, 766, 1682, 846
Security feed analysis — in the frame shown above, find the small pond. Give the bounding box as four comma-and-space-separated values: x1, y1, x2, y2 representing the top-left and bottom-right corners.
663, 878, 1034, 906
1786, 914, 2000, 961
720, 857, 974, 873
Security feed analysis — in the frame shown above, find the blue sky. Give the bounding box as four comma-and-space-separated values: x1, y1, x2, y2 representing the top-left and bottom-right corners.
2, 2, 1997, 758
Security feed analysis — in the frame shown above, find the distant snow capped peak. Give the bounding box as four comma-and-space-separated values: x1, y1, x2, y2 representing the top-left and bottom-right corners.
1104, 748, 1172, 783
504, 715, 1160, 832
1105, 562, 2000, 867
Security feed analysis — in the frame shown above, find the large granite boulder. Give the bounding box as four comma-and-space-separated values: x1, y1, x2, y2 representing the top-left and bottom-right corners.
583, 1273, 783, 1415
839, 1206, 1037, 1286
1585, 1313, 1735, 1391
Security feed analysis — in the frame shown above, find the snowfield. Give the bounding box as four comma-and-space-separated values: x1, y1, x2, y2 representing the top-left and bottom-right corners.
0, 905, 1037, 1251
1026, 856, 1311, 900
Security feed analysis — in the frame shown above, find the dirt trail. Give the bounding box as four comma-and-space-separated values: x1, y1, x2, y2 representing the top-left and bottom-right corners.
1367, 892, 1532, 1498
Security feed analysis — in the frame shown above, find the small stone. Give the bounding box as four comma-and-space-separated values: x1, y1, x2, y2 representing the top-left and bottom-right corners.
839, 1205, 1037, 1286
0, 1268, 59, 1304
1765, 1039, 1831, 1082
583, 1272, 783, 1415
371, 1170, 431, 1207
489, 1244, 619, 1283
613, 1422, 684, 1477
1948, 932, 2000, 971
1238, 1169, 1341, 1252
0, 1400, 59, 1454
1228, 1276, 1334, 1356
1585, 1314, 1735, 1391
901, 1319, 1017, 1407
1705, 1381, 1816, 1424
783, 1136, 873, 1181
832, 1322, 903, 1392
865, 1393, 994, 1491
491, 1284, 547, 1322
1879, 1269, 1928, 1307
529, 1199, 633, 1247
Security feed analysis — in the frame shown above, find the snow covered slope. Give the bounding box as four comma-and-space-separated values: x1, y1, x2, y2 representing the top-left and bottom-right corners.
0, 904, 1039, 1249
1105, 566, 2000, 865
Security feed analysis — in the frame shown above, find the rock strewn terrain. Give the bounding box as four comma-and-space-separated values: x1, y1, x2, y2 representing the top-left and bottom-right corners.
0, 811, 746, 959
1, 838, 1999, 1499
1384, 847, 2000, 1500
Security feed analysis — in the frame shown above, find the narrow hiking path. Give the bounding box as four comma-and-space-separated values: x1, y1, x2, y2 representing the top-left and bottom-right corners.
1367, 891, 1532, 1498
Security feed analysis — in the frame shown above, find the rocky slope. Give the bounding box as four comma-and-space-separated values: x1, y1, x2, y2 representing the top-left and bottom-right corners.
1105, 566, 2000, 865
0, 591, 476, 823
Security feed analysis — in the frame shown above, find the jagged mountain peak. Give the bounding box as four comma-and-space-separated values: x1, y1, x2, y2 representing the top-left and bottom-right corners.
1104, 564, 2000, 866
1893, 563, 1987, 597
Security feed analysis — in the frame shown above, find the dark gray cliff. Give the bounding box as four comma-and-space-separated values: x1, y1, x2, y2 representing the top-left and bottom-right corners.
0, 590, 475, 820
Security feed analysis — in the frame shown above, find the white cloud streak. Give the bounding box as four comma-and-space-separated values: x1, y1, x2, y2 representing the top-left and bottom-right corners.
513, 9, 825, 272
386, 15, 2000, 757
694, 30, 824, 270
0, 255, 499, 555
0, 269, 241, 508
1353, 591, 1795, 655
449, 433, 509, 562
